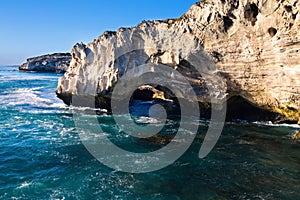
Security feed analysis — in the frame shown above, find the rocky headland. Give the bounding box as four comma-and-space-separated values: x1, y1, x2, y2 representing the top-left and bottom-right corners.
56, 0, 300, 123
19, 53, 71, 73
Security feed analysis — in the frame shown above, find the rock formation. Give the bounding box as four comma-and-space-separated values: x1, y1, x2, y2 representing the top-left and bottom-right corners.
19, 53, 71, 73
56, 0, 300, 123
291, 130, 300, 140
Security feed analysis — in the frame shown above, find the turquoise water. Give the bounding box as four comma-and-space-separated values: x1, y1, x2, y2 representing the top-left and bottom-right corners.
0, 66, 299, 199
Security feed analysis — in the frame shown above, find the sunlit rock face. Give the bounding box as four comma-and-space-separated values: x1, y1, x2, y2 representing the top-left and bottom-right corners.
19, 53, 71, 73
56, 0, 300, 123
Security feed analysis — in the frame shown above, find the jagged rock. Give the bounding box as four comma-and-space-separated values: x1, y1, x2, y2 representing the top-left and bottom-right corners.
291, 130, 300, 140
19, 53, 71, 73
56, 0, 300, 123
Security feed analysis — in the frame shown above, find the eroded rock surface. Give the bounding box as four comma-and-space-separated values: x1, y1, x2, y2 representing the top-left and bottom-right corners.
56, 0, 300, 123
291, 130, 300, 140
19, 53, 71, 73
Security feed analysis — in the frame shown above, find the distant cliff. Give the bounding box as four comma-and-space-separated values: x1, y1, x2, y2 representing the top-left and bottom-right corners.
19, 53, 71, 73
56, 0, 300, 123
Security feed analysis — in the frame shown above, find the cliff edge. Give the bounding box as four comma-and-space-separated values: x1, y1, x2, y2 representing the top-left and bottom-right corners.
56, 0, 300, 123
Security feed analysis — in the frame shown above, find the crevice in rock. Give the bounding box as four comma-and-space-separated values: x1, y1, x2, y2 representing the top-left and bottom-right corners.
228, 13, 237, 19
207, 13, 212, 23
284, 5, 293, 13
244, 3, 259, 26
145, 50, 165, 63
211, 51, 223, 62
268, 27, 277, 37
292, 11, 298, 20
223, 16, 234, 32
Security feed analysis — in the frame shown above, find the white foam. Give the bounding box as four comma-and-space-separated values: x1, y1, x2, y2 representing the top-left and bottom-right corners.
250, 121, 299, 128
0, 86, 66, 111
70, 105, 107, 112
227, 120, 300, 129
17, 181, 31, 189
0, 75, 60, 81
134, 116, 162, 124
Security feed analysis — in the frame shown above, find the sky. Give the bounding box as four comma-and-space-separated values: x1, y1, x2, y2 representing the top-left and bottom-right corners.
0, 0, 197, 65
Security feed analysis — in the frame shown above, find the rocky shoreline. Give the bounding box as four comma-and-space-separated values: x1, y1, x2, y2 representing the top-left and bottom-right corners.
55, 0, 300, 123
19, 53, 71, 73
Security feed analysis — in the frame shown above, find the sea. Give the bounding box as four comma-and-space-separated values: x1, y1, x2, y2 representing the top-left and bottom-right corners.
0, 65, 299, 199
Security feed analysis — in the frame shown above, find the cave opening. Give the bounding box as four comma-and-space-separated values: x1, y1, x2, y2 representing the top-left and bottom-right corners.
244, 3, 259, 26
223, 16, 234, 32
225, 95, 285, 122
268, 27, 277, 37
129, 86, 287, 123
129, 85, 180, 118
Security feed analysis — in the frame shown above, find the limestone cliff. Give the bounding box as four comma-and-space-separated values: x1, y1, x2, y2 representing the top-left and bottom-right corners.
56, 0, 300, 123
20, 53, 71, 73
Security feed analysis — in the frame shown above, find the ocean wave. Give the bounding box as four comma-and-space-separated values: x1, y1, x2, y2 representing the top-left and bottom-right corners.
17, 181, 31, 189
0, 75, 60, 81
0, 86, 66, 111
252, 121, 300, 128
226, 120, 300, 129
69, 105, 107, 113
133, 116, 164, 124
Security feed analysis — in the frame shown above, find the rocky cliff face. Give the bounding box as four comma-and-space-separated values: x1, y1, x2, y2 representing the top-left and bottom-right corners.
20, 53, 71, 73
56, 0, 300, 123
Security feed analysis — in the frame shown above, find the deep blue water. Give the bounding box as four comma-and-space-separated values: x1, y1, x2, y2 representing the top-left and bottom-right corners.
0, 66, 299, 199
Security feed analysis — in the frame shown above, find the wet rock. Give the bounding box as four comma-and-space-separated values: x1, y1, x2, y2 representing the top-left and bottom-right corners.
291, 131, 300, 140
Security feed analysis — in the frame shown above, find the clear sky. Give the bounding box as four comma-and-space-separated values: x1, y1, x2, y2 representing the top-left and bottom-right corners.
0, 0, 197, 65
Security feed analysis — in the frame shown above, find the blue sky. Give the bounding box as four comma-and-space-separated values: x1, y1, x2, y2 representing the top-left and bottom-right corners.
0, 0, 197, 65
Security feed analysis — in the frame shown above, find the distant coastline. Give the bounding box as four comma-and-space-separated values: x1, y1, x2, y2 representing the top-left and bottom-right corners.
19, 53, 71, 73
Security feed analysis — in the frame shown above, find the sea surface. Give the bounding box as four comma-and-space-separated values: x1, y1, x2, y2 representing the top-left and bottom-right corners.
0, 66, 299, 199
